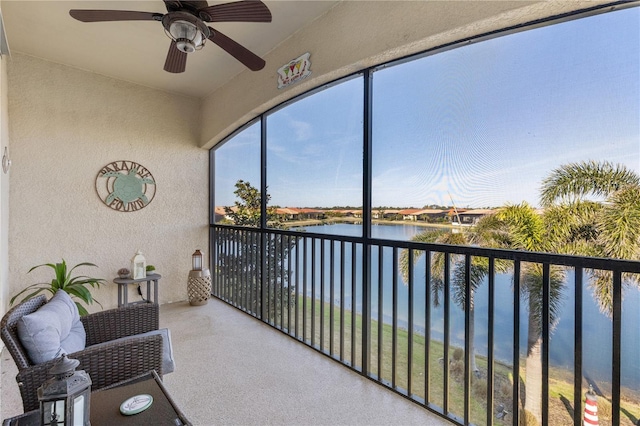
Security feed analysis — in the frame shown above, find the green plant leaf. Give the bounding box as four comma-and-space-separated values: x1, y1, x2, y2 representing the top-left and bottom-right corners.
13, 259, 104, 315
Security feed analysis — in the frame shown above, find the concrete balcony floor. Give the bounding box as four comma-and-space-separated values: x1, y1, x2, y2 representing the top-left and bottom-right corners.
2, 299, 450, 425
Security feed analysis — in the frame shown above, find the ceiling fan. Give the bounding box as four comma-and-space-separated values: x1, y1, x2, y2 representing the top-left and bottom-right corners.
69, 0, 272, 73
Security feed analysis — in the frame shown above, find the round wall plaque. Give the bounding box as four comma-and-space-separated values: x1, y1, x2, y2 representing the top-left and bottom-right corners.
96, 160, 156, 212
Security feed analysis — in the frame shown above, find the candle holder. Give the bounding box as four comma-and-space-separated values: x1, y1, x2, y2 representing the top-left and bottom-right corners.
187, 250, 211, 306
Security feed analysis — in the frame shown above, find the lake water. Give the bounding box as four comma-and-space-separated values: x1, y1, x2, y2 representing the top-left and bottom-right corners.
295, 223, 640, 392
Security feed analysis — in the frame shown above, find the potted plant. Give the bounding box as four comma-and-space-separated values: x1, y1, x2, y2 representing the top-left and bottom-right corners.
146, 265, 156, 275
10, 260, 105, 316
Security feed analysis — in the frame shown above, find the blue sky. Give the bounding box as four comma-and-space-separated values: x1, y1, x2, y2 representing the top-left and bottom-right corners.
215, 7, 639, 209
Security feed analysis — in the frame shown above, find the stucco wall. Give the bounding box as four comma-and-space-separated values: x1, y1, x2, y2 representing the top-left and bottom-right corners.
7, 54, 207, 311
200, 0, 616, 148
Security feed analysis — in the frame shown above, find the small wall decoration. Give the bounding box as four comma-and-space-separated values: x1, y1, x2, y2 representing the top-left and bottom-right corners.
96, 160, 156, 212
277, 52, 312, 89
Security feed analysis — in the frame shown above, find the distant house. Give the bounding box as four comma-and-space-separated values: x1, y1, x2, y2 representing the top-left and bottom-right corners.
398, 208, 422, 220
276, 208, 300, 221
398, 208, 446, 221
456, 209, 495, 225
297, 208, 325, 220
414, 209, 447, 221
214, 206, 242, 222
372, 209, 401, 219
213, 206, 227, 222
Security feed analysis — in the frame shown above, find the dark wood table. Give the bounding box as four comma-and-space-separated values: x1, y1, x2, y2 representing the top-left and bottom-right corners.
3, 371, 191, 426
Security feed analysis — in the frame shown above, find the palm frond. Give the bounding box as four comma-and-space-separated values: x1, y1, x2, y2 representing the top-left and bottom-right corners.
495, 203, 546, 252
452, 261, 488, 310
399, 229, 447, 283
540, 161, 640, 207
597, 185, 640, 259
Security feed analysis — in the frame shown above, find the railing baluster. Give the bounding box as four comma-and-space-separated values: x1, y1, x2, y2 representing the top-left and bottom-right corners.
513, 260, 521, 425
573, 267, 583, 426
311, 236, 316, 348
612, 270, 622, 426
463, 254, 471, 424
425, 249, 431, 405
392, 247, 398, 390
280, 234, 285, 330
542, 263, 550, 426
487, 257, 495, 426
330, 240, 335, 356
340, 240, 345, 362
288, 235, 293, 333
295, 236, 300, 338
407, 248, 414, 396
378, 245, 384, 381
351, 242, 357, 368
320, 238, 325, 351
303, 237, 308, 343
443, 252, 450, 415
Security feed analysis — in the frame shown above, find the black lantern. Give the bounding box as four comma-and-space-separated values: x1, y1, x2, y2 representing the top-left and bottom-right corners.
192, 250, 203, 271
38, 355, 91, 426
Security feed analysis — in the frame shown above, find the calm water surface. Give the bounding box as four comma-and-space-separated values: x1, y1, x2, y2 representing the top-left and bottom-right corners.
295, 223, 640, 392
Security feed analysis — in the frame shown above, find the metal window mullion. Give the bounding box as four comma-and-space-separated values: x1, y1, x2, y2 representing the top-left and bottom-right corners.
361, 69, 373, 376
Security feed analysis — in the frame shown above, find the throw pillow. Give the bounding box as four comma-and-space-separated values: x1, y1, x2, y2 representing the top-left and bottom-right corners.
17, 290, 86, 364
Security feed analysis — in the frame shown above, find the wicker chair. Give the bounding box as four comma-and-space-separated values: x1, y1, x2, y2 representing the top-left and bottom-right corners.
1, 295, 164, 412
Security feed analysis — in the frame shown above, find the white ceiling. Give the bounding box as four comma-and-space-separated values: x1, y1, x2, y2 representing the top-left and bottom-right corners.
1, 0, 338, 98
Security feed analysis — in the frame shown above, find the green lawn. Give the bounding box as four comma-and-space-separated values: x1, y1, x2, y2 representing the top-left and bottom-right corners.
261, 295, 640, 426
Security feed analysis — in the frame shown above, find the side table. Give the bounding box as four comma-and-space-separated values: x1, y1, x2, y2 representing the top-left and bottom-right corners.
113, 274, 161, 307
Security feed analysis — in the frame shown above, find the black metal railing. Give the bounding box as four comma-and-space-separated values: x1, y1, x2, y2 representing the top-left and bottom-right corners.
211, 224, 640, 426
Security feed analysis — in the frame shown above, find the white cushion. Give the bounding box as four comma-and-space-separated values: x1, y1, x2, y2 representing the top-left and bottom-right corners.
17, 291, 86, 364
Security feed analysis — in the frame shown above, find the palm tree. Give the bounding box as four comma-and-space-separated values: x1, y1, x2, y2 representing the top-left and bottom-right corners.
482, 203, 567, 423
400, 226, 504, 375
401, 161, 640, 424
540, 160, 640, 315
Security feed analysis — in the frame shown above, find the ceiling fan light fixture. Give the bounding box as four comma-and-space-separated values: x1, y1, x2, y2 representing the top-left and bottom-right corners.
169, 20, 203, 52
163, 12, 210, 54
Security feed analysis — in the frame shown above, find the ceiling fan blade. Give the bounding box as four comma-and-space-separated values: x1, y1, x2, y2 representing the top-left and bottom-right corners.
199, 1, 271, 23
164, 41, 188, 73
69, 10, 160, 22
207, 27, 265, 71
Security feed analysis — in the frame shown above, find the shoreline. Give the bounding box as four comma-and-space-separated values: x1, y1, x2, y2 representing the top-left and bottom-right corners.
283, 217, 462, 229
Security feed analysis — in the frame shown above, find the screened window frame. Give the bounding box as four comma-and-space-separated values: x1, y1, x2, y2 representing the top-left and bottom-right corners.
210, 1, 638, 232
